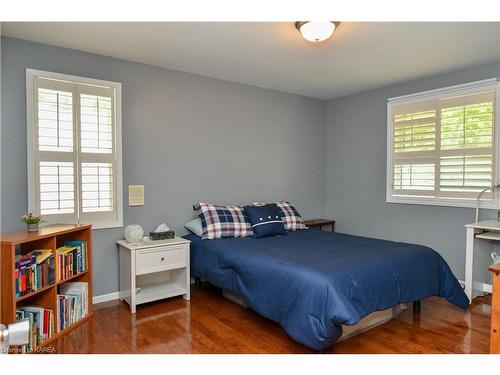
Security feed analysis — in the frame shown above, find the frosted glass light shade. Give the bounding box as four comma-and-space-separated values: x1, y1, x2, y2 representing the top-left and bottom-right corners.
296, 21, 337, 43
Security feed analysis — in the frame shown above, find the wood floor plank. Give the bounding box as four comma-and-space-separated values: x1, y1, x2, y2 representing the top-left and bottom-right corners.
47, 285, 491, 354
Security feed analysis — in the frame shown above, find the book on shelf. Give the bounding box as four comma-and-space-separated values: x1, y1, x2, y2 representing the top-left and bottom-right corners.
57, 241, 87, 281
15, 306, 54, 353
57, 282, 89, 332
63, 240, 87, 272
15, 250, 55, 298
31, 249, 53, 264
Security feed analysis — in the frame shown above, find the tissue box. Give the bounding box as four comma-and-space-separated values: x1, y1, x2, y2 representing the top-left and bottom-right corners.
149, 230, 175, 240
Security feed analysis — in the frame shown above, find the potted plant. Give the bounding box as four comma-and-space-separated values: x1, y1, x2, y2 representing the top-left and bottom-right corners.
21, 212, 44, 232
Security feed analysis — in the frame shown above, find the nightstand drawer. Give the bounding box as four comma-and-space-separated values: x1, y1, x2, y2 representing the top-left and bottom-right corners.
136, 245, 187, 275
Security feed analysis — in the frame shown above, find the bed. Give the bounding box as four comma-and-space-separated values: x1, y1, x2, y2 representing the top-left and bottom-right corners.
184, 229, 469, 350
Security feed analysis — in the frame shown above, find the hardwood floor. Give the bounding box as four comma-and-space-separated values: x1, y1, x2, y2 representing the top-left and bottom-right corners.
50, 285, 491, 354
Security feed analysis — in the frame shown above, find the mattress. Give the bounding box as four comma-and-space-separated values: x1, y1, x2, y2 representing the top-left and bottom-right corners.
184, 230, 468, 350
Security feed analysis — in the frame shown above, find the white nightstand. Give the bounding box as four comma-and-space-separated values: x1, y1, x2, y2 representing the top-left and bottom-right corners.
117, 236, 191, 313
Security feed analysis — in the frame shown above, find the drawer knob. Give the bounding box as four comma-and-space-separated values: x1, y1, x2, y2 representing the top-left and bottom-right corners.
161, 257, 165, 262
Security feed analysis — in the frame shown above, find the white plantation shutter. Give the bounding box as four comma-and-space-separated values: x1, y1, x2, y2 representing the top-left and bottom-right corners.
439, 155, 492, 197
37, 87, 74, 152
439, 92, 494, 198
77, 84, 118, 225
28, 70, 122, 228
81, 163, 114, 212
393, 163, 435, 192
392, 100, 437, 195
388, 79, 499, 207
33, 78, 77, 223
39, 161, 75, 215
80, 93, 113, 154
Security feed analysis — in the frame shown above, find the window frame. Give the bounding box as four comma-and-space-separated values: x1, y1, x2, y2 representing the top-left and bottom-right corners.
386, 78, 500, 209
26, 68, 123, 229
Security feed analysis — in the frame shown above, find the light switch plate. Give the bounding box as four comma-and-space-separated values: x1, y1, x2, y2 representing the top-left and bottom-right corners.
128, 185, 144, 206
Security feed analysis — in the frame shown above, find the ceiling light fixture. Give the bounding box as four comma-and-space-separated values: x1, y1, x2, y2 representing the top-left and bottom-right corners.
295, 21, 340, 43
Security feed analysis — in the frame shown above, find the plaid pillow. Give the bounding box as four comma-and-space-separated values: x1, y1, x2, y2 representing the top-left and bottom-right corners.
253, 201, 307, 231
193, 203, 253, 240
278, 201, 307, 231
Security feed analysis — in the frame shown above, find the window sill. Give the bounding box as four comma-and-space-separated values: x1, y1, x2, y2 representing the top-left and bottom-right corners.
386, 195, 500, 210
40, 221, 123, 231
91, 221, 124, 230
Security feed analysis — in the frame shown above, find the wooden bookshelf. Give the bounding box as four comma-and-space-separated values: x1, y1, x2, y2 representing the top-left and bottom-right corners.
1, 224, 93, 352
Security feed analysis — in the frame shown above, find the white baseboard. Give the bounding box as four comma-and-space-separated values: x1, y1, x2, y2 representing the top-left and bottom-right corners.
92, 280, 196, 305
474, 281, 493, 294
93, 291, 120, 304
458, 280, 492, 294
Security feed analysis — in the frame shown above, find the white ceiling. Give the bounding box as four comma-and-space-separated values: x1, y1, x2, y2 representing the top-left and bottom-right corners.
3, 22, 500, 100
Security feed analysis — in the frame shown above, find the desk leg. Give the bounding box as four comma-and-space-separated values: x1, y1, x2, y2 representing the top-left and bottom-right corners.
465, 227, 475, 303
184, 245, 191, 301
119, 246, 136, 313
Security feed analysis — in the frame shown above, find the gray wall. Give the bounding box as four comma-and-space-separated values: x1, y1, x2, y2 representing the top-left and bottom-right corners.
3, 35, 499, 297
1, 37, 327, 296
326, 60, 500, 284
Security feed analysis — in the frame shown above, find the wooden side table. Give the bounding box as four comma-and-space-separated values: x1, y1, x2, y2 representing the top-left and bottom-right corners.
304, 219, 336, 232
118, 236, 191, 313
489, 262, 500, 354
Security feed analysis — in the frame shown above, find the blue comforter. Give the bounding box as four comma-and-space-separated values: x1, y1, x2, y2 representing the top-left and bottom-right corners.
184, 230, 468, 350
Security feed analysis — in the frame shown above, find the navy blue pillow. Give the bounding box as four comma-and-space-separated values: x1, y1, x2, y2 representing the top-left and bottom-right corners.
244, 204, 286, 239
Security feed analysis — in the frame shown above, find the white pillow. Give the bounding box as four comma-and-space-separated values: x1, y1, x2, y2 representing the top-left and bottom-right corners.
184, 218, 203, 237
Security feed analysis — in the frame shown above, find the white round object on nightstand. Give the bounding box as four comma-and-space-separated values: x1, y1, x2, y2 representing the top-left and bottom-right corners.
124, 224, 144, 243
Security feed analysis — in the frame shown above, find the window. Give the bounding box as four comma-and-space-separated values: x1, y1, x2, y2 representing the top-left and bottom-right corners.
387, 78, 500, 208
27, 69, 123, 229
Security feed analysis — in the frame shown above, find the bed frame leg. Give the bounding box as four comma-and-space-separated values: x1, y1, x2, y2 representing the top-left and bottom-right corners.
194, 277, 202, 288
413, 300, 421, 314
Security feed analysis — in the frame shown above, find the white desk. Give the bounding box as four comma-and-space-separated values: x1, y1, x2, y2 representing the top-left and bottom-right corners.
465, 220, 497, 302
